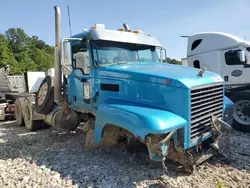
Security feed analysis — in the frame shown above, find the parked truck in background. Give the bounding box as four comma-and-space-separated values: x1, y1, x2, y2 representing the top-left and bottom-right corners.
14, 6, 234, 173
0, 65, 22, 121
0, 65, 55, 121
181, 32, 250, 133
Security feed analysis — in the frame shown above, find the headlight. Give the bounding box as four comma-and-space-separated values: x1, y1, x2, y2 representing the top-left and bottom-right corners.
223, 107, 233, 121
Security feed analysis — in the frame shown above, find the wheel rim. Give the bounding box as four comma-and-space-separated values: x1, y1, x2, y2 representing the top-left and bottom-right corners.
233, 100, 250, 125
37, 82, 48, 106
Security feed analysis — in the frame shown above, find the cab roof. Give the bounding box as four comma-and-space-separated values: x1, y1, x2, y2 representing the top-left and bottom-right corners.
72, 24, 163, 47
186, 32, 250, 56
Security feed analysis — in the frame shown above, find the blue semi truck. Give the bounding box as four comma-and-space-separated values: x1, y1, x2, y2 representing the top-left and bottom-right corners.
14, 6, 234, 172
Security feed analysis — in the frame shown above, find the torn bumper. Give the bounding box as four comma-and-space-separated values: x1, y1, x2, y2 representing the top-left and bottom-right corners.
145, 116, 232, 172
145, 130, 176, 161
190, 115, 232, 166
211, 115, 232, 152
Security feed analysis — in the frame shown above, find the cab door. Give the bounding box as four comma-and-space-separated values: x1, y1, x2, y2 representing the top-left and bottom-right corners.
67, 40, 93, 111
221, 48, 248, 86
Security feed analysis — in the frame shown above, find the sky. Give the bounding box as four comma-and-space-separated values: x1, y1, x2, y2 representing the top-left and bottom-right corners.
1, 0, 250, 60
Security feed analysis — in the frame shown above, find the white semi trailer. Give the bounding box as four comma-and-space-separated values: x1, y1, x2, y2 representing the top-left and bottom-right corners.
0, 66, 55, 121
181, 32, 250, 132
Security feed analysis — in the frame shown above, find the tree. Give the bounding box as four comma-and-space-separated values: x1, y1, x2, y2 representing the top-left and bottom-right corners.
1, 28, 54, 75
33, 49, 54, 71
27, 35, 54, 71
5, 28, 29, 60
162, 57, 182, 65
0, 34, 21, 74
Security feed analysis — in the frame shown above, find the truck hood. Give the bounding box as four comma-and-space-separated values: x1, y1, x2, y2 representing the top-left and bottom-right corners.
97, 62, 223, 89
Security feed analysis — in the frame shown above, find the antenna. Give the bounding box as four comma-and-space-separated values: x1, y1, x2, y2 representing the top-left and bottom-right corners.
67, 5, 72, 37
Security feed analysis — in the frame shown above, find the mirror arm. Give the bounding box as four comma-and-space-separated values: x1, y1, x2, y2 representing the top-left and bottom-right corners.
160, 48, 167, 63
164, 48, 167, 61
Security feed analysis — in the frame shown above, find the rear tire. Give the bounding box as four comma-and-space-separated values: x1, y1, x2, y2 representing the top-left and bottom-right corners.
14, 98, 25, 126
230, 91, 250, 133
23, 97, 45, 131
35, 76, 55, 115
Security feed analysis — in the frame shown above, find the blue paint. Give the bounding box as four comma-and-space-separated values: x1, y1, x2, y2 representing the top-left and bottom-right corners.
225, 119, 233, 125
223, 95, 234, 111
97, 63, 221, 89
94, 104, 187, 143
66, 31, 234, 155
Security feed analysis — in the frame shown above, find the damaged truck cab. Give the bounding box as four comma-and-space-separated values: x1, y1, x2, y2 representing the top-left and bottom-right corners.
61, 21, 233, 170
16, 6, 234, 172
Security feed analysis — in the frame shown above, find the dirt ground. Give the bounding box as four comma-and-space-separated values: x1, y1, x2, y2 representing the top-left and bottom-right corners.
0, 120, 249, 188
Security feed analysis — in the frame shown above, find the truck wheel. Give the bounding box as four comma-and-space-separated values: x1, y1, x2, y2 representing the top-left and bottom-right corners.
23, 98, 45, 131
230, 91, 250, 133
84, 124, 120, 151
14, 98, 25, 126
35, 76, 55, 115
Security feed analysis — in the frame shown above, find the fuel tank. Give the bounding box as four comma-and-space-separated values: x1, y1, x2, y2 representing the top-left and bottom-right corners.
44, 106, 79, 132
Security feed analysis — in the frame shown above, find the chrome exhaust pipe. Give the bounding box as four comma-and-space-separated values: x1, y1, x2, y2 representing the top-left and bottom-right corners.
54, 6, 62, 104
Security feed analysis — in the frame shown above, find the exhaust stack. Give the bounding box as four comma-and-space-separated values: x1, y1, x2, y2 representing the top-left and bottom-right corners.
54, 6, 62, 104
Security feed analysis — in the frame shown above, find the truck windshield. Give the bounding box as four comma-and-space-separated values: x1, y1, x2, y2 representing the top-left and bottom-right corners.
91, 40, 160, 66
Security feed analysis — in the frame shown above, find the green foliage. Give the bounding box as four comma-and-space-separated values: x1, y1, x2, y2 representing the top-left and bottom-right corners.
0, 28, 54, 75
161, 57, 181, 65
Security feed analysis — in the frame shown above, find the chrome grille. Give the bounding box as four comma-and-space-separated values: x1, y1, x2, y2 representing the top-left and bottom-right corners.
190, 83, 223, 139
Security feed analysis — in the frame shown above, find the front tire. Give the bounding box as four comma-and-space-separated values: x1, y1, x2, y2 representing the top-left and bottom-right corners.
230, 91, 250, 133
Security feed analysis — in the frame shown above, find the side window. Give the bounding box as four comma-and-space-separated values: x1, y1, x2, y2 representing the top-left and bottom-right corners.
225, 50, 242, 65
191, 39, 202, 51
71, 40, 90, 73
193, 60, 200, 68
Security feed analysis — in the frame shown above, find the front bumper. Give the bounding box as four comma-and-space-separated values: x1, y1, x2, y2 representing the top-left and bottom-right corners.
210, 115, 232, 153
191, 116, 232, 166
145, 115, 232, 172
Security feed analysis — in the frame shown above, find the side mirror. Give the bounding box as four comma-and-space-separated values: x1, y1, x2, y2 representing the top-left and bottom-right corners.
236, 50, 246, 63
61, 41, 73, 75
74, 51, 90, 75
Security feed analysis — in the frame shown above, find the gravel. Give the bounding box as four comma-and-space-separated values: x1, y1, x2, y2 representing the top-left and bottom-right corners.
0, 121, 250, 188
